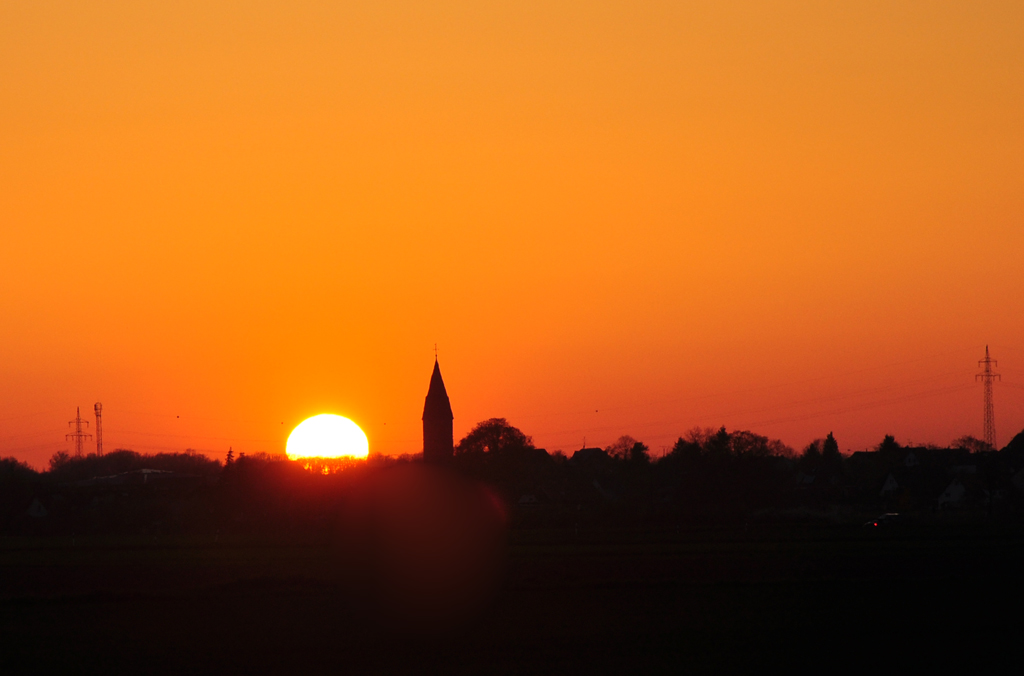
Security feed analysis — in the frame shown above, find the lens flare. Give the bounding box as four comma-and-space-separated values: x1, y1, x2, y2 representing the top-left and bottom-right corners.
286, 414, 369, 460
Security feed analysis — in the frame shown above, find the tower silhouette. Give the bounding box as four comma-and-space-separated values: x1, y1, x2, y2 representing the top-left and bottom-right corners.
94, 402, 104, 456
66, 406, 92, 458
976, 345, 1000, 448
422, 358, 454, 463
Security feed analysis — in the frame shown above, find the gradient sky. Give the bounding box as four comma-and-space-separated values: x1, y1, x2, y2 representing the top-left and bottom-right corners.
2, 1, 1023, 468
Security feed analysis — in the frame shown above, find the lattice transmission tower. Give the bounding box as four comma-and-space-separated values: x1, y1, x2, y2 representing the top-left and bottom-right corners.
976, 346, 1000, 448
66, 406, 93, 457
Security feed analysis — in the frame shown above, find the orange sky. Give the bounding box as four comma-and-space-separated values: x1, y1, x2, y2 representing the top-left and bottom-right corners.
2, 1, 1023, 468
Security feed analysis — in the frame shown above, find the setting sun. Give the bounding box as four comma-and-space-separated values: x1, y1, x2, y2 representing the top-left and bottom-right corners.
286, 414, 369, 460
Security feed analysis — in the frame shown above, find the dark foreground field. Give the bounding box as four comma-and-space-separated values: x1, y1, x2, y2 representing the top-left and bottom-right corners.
2, 523, 1023, 674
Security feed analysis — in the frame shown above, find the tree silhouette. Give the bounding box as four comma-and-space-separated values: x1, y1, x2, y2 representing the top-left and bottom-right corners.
48, 451, 71, 471
606, 436, 650, 463
453, 419, 551, 502
455, 418, 535, 458
877, 434, 901, 458
798, 432, 843, 492
951, 435, 993, 454
799, 439, 823, 472
822, 432, 840, 460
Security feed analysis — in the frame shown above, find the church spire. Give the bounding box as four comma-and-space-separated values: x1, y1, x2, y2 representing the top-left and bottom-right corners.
422, 358, 454, 462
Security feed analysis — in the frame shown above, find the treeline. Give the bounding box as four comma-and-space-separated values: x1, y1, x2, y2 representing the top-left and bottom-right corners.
3, 421, 1024, 535
449, 419, 799, 521
46, 449, 223, 482
447, 418, 1024, 523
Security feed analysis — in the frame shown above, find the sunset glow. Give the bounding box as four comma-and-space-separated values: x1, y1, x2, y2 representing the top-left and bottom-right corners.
286, 415, 369, 460
1, 2, 1022, 466
3, 4, 1021, 671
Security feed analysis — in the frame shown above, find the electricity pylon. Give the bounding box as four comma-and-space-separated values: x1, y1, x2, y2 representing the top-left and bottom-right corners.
976, 346, 1000, 448
66, 406, 93, 457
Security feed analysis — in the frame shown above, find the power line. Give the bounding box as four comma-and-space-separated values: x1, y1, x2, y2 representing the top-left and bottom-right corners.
742, 384, 975, 429
519, 373, 977, 440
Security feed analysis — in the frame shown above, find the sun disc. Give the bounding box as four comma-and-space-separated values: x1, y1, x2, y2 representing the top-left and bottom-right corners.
286, 414, 369, 460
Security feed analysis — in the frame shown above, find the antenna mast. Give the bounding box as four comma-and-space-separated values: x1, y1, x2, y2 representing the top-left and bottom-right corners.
66, 406, 93, 457
94, 402, 104, 456
976, 346, 1000, 448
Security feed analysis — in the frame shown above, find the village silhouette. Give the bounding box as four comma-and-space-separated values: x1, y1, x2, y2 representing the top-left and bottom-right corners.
2, 358, 1024, 673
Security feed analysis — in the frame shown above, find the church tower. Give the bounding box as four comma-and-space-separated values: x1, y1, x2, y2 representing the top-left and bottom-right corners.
422, 358, 454, 463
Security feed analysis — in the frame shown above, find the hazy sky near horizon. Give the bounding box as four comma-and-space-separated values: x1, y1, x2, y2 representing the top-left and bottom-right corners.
3, 1, 1024, 468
